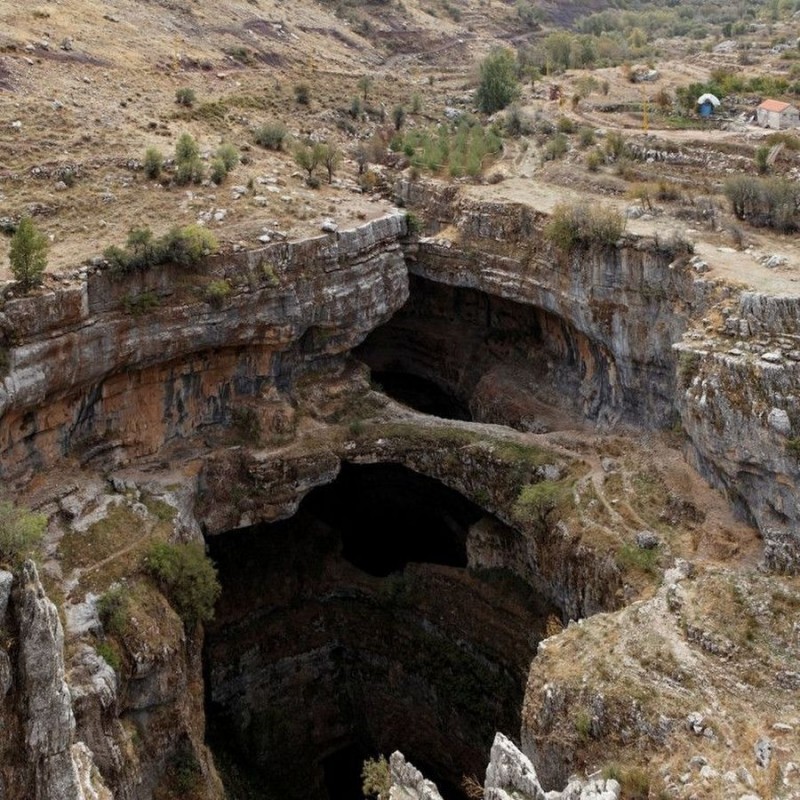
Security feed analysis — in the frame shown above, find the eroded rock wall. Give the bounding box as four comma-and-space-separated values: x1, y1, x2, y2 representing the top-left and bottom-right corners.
0, 214, 408, 481
397, 181, 698, 428
677, 290, 800, 570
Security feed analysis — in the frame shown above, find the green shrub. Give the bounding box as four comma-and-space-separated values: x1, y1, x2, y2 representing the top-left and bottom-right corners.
392, 104, 406, 131
95, 641, 122, 673
175, 87, 196, 107
294, 83, 311, 105
405, 211, 423, 235
616, 542, 659, 574
586, 148, 604, 171
144, 541, 221, 628
143, 147, 163, 179
209, 158, 228, 185
755, 145, 770, 175
785, 437, 800, 458
556, 116, 575, 133
205, 278, 232, 308
542, 132, 568, 161
513, 480, 567, 533
475, 47, 519, 113
97, 585, 131, 636
175, 132, 200, 163
603, 130, 628, 160
9, 217, 48, 291
123, 290, 160, 315
724, 175, 800, 232
602, 764, 650, 800
254, 121, 288, 150
544, 202, 625, 252
504, 104, 531, 137
174, 157, 204, 185
0, 500, 46, 566
162, 224, 218, 266
216, 143, 239, 172
578, 126, 595, 147
361, 756, 390, 799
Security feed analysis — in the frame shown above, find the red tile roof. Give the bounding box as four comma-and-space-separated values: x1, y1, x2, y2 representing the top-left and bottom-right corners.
759, 99, 793, 113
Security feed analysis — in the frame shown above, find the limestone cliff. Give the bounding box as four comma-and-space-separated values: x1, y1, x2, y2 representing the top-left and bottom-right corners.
0, 213, 408, 481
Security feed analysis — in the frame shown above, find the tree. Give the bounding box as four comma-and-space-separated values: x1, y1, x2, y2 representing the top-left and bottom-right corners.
320, 143, 342, 184
475, 48, 519, 114
9, 217, 48, 291
357, 74, 374, 103
294, 142, 324, 183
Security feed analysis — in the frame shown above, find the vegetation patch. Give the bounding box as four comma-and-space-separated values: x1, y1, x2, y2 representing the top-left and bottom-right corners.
143, 541, 221, 628
0, 500, 46, 567
544, 202, 625, 254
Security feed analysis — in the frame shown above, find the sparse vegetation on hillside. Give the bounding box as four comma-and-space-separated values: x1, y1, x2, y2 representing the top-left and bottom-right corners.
104, 224, 218, 273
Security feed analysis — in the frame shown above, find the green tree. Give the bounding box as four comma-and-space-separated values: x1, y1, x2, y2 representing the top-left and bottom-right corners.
475, 48, 519, 114
143, 147, 163, 179
9, 217, 48, 291
174, 133, 204, 185
294, 141, 324, 183
175, 132, 200, 163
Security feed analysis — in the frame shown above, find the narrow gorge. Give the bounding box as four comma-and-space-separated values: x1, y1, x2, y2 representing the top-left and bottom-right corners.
0, 183, 798, 800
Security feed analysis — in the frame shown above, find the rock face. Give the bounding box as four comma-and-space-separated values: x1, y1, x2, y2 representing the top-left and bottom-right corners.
676, 291, 800, 570
397, 181, 698, 429
0, 213, 408, 481
0, 561, 110, 800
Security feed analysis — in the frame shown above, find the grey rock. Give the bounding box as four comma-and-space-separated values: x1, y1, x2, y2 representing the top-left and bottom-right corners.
18, 560, 84, 799
0, 649, 11, 696
760, 351, 782, 363
60, 37, 73, 51
754, 738, 772, 768
636, 531, 661, 550
321, 218, 338, 233
484, 732, 546, 800
0, 570, 13, 621
736, 767, 755, 788
767, 408, 791, 436
389, 751, 444, 800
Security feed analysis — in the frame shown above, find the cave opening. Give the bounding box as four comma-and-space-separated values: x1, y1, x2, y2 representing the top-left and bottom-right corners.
204, 462, 557, 800
355, 275, 613, 431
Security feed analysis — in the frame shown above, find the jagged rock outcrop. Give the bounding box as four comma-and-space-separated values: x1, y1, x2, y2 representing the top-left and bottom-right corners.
388, 734, 622, 800
388, 751, 444, 800
7, 561, 110, 800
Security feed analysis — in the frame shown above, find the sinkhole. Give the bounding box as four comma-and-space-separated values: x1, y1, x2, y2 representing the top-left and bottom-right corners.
203, 462, 559, 800
355, 275, 616, 430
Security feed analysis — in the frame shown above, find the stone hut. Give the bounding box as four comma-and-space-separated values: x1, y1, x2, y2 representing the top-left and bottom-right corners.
757, 99, 800, 129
